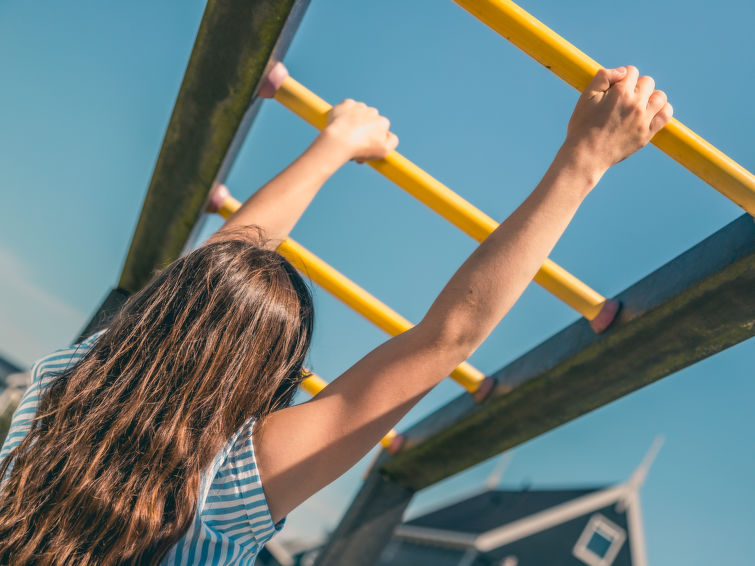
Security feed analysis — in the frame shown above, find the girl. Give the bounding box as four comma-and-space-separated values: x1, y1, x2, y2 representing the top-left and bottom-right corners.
0, 65, 671, 564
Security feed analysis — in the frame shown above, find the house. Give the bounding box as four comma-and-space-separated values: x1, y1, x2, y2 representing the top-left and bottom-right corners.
376, 440, 662, 566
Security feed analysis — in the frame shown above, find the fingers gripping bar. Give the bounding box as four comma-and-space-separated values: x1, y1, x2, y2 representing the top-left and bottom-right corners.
453, 0, 755, 217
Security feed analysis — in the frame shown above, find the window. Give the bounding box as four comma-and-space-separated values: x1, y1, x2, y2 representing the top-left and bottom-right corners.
573, 514, 626, 566
586, 528, 613, 557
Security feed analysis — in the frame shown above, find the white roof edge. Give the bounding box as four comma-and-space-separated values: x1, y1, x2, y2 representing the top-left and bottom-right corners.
625, 491, 648, 566
628, 436, 665, 493
618, 436, 664, 512
621, 437, 661, 566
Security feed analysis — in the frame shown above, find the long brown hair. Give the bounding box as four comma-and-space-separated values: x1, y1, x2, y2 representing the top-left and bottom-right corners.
0, 234, 314, 564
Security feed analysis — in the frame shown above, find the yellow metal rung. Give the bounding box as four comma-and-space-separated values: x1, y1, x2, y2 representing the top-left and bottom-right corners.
300, 372, 329, 397
453, 0, 755, 216
212, 192, 487, 394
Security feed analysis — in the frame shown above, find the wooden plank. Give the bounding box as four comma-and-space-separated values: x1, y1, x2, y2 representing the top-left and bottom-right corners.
117, 0, 310, 294
379, 213, 755, 490
312, 462, 415, 566
319, 215, 754, 564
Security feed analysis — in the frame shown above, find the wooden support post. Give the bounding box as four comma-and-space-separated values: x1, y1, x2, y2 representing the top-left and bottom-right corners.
312, 461, 415, 566
119, 0, 310, 295
79, 0, 310, 336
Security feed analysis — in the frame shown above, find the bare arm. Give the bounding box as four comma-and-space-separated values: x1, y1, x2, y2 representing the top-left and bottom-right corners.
211, 100, 399, 248
254, 66, 673, 522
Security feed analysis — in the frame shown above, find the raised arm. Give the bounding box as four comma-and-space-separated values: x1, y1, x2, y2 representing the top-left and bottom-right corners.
254, 66, 673, 522
211, 99, 399, 248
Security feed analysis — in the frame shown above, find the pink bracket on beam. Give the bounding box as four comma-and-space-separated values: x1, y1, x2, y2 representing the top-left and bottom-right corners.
472, 377, 496, 404
385, 434, 405, 455
259, 62, 289, 99
385, 380, 495, 455
205, 183, 230, 215
589, 299, 621, 333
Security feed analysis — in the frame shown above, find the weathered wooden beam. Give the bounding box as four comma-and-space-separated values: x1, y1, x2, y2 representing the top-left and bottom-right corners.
319, 215, 754, 565
77, 0, 309, 340
379, 213, 755, 490
118, 0, 310, 295
313, 461, 415, 566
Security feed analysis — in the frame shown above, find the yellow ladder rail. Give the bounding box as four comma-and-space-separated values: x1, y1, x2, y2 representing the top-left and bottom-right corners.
453, 0, 755, 216
207, 185, 494, 400
259, 63, 619, 332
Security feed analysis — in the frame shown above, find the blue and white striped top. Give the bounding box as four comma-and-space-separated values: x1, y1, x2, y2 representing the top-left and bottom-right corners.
0, 333, 284, 565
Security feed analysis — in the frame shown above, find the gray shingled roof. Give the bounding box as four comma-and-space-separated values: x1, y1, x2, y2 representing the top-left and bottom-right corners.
405, 488, 603, 534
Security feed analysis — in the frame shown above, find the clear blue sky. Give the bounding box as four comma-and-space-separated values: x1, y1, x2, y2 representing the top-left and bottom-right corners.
1, 1, 753, 563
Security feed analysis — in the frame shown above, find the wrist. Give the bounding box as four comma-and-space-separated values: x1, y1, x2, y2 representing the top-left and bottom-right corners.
312, 129, 353, 168
554, 140, 608, 194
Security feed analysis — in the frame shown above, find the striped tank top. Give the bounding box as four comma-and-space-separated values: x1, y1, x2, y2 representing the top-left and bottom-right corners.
0, 333, 283, 565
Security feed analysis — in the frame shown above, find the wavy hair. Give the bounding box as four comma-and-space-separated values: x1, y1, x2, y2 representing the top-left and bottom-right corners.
0, 234, 314, 564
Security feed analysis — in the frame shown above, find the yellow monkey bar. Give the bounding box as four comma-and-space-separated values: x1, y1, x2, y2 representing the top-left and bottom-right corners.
207, 185, 493, 400
259, 63, 620, 332
453, 0, 755, 216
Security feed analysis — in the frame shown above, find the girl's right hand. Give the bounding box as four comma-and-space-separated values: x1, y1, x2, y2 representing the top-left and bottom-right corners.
319, 99, 399, 163
564, 65, 673, 174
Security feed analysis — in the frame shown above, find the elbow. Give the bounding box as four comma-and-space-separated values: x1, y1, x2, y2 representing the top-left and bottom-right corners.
418, 287, 489, 364
414, 316, 481, 368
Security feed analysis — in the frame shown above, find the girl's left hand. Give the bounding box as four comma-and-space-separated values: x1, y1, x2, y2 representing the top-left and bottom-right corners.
319, 99, 399, 163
